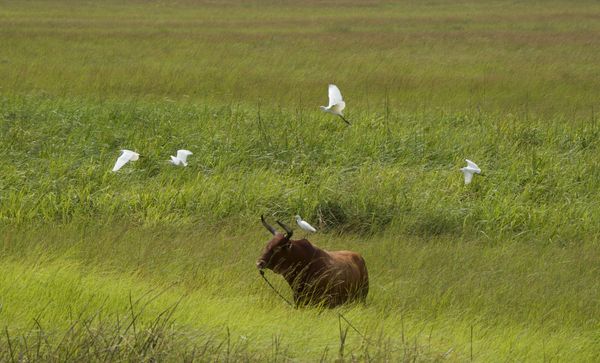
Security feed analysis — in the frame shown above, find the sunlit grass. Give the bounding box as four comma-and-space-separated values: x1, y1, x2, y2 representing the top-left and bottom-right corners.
1, 226, 599, 360
1, 0, 600, 361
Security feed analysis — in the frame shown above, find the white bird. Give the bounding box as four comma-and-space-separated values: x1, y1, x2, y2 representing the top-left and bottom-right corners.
460, 159, 481, 185
320, 84, 350, 125
295, 215, 317, 233
112, 149, 139, 172
169, 149, 193, 166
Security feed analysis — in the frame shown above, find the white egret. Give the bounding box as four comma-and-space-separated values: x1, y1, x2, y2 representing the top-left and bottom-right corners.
460, 159, 481, 185
169, 149, 193, 166
295, 215, 317, 234
320, 84, 350, 125
112, 150, 139, 172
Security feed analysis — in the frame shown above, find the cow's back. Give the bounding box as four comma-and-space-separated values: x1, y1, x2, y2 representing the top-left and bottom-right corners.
309, 250, 368, 307
278, 239, 369, 308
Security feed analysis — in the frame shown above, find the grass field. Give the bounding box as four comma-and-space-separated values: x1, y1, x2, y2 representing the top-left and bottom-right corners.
1, 0, 600, 361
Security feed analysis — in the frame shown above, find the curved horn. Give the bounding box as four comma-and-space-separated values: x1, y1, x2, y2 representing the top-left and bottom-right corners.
276, 220, 293, 240
261, 215, 276, 235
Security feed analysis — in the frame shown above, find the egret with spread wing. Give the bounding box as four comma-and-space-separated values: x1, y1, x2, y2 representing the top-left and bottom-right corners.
460, 159, 481, 185
320, 84, 350, 125
169, 149, 193, 166
112, 150, 139, 172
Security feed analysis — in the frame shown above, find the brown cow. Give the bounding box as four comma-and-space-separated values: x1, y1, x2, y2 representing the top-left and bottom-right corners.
256, 215, 368, 308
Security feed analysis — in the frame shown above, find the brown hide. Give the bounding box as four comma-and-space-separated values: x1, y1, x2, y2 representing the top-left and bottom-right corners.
257, 231, 369, 308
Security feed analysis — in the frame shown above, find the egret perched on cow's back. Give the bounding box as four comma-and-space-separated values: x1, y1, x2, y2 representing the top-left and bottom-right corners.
320, 84, 350, 125
460, 159, 481, 185
169, 149, 193, 167
295, 215, 317, 234
112, 149, 139, 172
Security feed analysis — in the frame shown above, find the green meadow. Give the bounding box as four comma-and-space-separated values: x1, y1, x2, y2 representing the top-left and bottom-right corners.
1, 0, 599, 361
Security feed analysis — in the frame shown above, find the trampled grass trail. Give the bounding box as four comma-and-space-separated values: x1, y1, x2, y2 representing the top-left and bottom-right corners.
1, 0, 600, 361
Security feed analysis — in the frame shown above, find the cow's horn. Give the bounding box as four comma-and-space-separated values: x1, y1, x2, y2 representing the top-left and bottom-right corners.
276, 220, 293, 240
261, 215, 276, 235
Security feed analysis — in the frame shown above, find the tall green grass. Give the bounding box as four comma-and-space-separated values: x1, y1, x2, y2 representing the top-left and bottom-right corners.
1, 0, 600, 361
0, 226, 600, 361
1, 97, 599, 360
2, 96, 600, 243
1, 226, 599, 361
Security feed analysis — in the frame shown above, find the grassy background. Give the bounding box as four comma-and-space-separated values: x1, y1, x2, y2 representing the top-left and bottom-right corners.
1, 0, 599, 361
2, 0, 600, 114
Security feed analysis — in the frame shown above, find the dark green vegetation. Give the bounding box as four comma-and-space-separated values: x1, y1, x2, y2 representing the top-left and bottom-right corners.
1, 0, 599, 361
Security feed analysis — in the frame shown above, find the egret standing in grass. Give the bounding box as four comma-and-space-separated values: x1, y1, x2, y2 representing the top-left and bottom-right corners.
169, 149, 193, 167
320, 84, 350, 125
112, 150, 139, 172
460, 159, 481, 185
295, 215, 317, 236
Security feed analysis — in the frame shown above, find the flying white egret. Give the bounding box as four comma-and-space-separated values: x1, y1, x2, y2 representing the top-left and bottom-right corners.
295, 215, 317, 234
320, 84, 350, 125
112, 149, 139, 172
460, 159, 481, 185
169, 149, 193, 166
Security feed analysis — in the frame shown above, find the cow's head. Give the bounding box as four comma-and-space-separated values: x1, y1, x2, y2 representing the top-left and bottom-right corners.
256, 215, 294, 273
